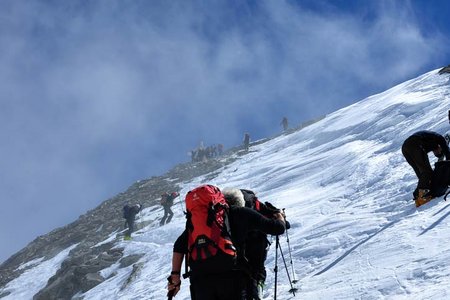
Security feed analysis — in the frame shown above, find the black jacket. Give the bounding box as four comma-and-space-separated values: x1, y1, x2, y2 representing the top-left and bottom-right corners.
123, 204, 141, 220
405, 131, 450, 160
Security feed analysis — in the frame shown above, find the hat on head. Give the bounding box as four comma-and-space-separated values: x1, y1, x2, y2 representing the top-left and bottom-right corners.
222, 188, 245, 207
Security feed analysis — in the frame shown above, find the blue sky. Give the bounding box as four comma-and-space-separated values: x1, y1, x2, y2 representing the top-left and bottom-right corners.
0, 0, 449, 263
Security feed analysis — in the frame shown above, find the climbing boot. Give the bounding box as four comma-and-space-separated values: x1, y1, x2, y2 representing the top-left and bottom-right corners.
415, 189, 433, 207
257, 280, 265, 299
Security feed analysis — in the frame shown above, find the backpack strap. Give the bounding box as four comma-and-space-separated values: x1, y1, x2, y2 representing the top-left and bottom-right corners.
183, 215, 192, 279
183, 253, 190, 279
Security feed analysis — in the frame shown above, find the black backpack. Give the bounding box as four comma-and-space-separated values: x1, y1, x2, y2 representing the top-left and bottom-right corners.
431, 161, 450, 197
123, 205, 130, 219
240, 190, 271, 280
241, 189, 281, 217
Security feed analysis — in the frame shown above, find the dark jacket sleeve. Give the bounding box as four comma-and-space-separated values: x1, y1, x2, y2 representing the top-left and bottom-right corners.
431, 134, 450, 160
414, 131, 450, 158
173, 229, 188, 254
241, 207, 285, 236
130, 205, 141, 215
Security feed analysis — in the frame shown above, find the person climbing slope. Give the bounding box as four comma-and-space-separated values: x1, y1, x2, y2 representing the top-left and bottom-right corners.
402, 130, 450, 207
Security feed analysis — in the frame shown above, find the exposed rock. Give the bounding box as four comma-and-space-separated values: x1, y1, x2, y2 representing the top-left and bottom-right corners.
80, 273, 105, 292
33, 266, 78, 300
438, 65, 450, 75
0, 123, 320, 298
106, 271, 118, 280
98, 252, 118, 263
0, 290, 11, 298
0, 156, 234, 298
119, 254, 144, 269
121, 262, 144, 291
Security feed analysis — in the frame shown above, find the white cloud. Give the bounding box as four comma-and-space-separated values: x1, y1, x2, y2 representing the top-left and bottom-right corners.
0, 0, 447, 262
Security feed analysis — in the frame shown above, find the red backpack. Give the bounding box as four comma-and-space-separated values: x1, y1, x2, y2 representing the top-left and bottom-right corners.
185, 185, 237, 273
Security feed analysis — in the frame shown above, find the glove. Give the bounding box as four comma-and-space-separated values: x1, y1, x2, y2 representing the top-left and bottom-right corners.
167, 274, 181, 298
285, 220, 291, 230
264, 201, 281, 213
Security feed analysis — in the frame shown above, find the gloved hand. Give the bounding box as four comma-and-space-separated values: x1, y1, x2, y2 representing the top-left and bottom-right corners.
167, 274, 181, 298
264, 201, 281, 213
285, 220, 291, 229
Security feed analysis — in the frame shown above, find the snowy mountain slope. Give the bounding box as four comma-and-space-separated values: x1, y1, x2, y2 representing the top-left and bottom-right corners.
0, 245, 77, 300
2, 68, 450, 300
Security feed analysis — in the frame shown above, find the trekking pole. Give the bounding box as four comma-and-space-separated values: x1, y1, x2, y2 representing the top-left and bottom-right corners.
274, 235, 279, 300
278, 239, 298, 295
283, 210, 298, 284
166, 275, 178, 300
178, 197, 186, 215
167, 289, 175, 300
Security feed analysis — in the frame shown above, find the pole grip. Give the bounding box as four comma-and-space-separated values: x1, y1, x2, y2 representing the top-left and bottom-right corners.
167, 291, 174, 300
167, 276, 175, 300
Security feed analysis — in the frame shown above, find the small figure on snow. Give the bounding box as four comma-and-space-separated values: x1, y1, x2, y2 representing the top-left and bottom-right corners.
123, 204, 142, 240
160, 192, 180, 226
281, 117, 289, 132
218, 143, 224, 156
243, 133, 250, 152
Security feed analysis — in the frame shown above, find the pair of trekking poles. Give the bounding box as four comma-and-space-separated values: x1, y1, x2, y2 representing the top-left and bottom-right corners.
167, 207, 298, 300
273, 210, 298, 300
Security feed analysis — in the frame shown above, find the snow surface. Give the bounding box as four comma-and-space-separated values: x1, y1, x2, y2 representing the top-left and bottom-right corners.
15, 257, 45, 271
0, 244, 77, 300
3, 68, 450, 299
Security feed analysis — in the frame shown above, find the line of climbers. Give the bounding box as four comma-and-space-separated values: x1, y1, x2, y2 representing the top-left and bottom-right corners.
190, 142, 224, 162
242, 117, 289, 153
122, 185, 290, 299
190, 117, 291, 162
122, 191, 180, 239
123, 110, 450, 299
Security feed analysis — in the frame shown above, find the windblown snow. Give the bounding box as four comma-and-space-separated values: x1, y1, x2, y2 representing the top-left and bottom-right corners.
3, 69, 450, 299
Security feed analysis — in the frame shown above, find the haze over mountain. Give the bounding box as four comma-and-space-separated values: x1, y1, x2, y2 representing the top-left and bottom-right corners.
2, 0, 450, 265
1, 66, 449, 299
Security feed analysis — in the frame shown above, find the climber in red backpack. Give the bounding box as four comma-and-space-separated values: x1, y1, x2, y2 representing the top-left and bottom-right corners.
167, 185, 285, 300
